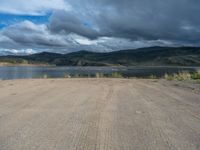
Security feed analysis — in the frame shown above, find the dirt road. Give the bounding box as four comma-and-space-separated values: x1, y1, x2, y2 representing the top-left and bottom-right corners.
0, 79, 200, 150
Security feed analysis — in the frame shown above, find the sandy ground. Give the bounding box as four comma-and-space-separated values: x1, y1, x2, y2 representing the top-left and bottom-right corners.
0, 79, 200, 150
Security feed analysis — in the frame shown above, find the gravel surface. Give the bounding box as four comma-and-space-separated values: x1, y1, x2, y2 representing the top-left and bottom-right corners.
0, 79, 200, 150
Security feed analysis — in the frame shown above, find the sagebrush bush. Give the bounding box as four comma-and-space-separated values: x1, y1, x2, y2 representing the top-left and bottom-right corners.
64, 73, 71, 78
111, 72, 123, 78
176, 71, 191, 81
95, 72, 105, 78
191, 72, 200, 80
164, 71, 200, 82
43, 74, 48, 79
149, 75, 157, 79
164, 73, 174, 81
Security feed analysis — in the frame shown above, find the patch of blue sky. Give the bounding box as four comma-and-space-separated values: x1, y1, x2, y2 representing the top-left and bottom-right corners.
83, 21, 95, 30
0, 23, 6, 29
0, 13, 51, 29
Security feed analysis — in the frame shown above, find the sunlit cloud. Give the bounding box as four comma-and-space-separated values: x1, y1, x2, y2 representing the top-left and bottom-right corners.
0, 0, 71, 15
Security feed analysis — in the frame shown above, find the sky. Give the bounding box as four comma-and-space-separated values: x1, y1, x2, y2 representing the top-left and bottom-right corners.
0, 0, 200, 54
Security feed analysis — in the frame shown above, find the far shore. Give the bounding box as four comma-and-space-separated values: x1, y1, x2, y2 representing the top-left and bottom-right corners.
0, 62, 54, 67
1, 62, 200, 68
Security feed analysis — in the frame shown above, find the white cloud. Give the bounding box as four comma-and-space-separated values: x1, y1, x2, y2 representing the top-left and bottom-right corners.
0, 48, 36, 55
0, 0, 71, 15
0, 20, 187, 54
75, 36, 98, 45
2, 20, 70, 47
10, 49, 36, 54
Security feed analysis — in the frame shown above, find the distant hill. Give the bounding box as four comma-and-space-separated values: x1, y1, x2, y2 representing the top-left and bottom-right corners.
0, 47, 200, 66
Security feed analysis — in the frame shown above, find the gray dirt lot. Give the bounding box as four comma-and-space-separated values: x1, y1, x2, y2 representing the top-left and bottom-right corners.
0, 79, 200, 150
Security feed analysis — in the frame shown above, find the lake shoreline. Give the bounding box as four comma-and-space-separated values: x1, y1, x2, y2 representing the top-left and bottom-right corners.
0, 66, 200, 80
0, 62, 54, 67
0, 62, 200, 68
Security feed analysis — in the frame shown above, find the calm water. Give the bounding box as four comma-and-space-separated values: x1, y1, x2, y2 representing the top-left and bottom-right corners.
0, 66, 200, 80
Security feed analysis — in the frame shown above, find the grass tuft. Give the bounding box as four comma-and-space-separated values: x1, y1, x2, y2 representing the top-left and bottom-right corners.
95, 72, 105, 78
164, 71, 200, 82
191, 71, 200, 80
148, 74, 157, 79
64, 73, 71, 78
110, 72, 123, 78
43, 74, 48, 79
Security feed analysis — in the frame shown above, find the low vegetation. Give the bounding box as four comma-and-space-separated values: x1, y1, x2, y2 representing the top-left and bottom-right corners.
164, 71, 200, 83
148, 75, 158, 79
111, 72, 123, 78
20, 70, 200, 84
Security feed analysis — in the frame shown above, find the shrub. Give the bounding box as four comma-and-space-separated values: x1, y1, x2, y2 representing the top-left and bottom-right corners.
43, 74, 48, 79
176, 71, 191, 81
164, 73, 174, 81
95, 72, 105, 78
149, 74, 157, 79
111, 72, 123, 78
74, 74, 80, 78
164, 71, 200, 81
64, 73, 71, 78
191, 72, 200, 80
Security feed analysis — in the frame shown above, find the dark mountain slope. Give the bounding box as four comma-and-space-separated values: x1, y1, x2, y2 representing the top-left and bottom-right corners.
0, 47, 200, 66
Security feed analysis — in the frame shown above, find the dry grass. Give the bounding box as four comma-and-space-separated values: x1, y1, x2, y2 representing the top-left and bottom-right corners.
164, 71, 200, 83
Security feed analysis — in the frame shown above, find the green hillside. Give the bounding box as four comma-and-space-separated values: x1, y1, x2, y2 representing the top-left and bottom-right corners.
0, 47, 200, 66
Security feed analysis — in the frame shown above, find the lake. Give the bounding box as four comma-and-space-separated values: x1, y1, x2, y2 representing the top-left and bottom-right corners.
0, 66, 200, 80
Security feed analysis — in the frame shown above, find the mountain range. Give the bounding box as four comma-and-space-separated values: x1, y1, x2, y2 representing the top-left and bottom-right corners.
0, 47, 200, 66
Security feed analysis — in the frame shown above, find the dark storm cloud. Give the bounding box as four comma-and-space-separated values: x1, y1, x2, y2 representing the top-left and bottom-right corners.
49, 0, 200, 43
0, 0, 200, 54
49, 10, 101, 39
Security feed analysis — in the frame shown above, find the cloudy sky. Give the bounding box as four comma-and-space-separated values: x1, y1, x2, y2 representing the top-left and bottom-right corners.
0, 0, 199, 54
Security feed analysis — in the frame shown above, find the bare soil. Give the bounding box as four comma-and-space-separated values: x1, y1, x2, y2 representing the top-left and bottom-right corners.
0, 79, 199, 150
